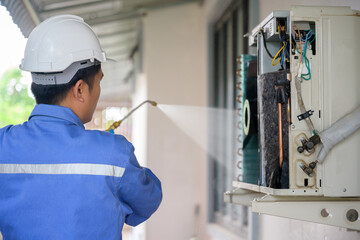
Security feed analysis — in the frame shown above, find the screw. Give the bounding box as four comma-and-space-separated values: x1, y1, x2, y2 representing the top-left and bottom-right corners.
291, 124, 295, 129
343, 188, 347, 192
321, 208, 330, 218
346, 209, 358, 222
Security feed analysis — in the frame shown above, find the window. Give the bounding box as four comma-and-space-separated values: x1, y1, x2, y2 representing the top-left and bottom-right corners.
208, 0, 249, 236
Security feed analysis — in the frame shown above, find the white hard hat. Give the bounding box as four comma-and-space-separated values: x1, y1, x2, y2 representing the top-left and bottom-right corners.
20, 15, 111, 74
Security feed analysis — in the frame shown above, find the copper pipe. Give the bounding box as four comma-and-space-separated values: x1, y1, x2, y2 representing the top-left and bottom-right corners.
278, 103, 283, 169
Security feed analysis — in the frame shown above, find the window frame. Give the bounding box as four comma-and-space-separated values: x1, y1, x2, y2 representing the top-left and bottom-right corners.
207, 0, 250, 237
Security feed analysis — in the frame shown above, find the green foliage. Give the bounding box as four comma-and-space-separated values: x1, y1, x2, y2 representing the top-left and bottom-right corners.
0, 68, 35, 127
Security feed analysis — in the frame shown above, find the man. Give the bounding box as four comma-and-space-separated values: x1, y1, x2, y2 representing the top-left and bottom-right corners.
0, 15, 162, 239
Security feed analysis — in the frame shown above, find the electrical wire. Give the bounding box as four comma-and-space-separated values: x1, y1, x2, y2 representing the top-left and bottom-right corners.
292, 24, 303, 62
292, 25, 317, 134
272, 42, 285, 66
260, 29, 275, 59
291, 35, 296, 55
309, 31, 316, 44
302, 55, 311, 80
277, 25, 282, 41
295, 29, 314, 80
281, 42, 288, 66
261, 24, 291, 68
277, 24, 291, 68
278, 25, 285, 66
296, 49, 311, 80
301, 30, 313, 62
261, 25, 290, 68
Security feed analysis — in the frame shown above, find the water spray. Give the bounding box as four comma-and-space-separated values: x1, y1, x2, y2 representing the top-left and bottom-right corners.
106, 100, 157, 133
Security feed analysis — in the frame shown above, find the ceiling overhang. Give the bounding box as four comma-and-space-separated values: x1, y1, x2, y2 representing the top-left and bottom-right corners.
0, 0, 201, 104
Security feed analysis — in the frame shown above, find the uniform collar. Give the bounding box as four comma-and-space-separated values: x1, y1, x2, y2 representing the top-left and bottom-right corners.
29, 104, 84, 128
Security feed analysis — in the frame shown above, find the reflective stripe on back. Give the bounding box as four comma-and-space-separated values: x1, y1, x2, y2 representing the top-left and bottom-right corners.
0, 163, 125, 177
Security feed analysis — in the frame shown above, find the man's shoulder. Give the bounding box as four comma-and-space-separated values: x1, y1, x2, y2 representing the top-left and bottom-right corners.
0, 125, 12, 131
84, 129, 133, 152
0, 125, 14, 136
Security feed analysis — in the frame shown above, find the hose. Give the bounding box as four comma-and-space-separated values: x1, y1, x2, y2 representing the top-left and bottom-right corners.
317, 106, 360, 163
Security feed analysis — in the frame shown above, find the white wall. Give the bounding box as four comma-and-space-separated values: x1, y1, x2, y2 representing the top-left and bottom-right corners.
140, 2, 210, 240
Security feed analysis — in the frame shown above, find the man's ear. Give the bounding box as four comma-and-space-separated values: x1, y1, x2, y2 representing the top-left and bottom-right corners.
72, 79, 86, 103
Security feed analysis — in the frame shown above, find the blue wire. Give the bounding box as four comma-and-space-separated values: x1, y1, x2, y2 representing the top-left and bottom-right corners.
298, 29, 314, 80
301, 30, 313, 63
301, 29, 313, 41
280, 45, 284, 65
281, 42, 287, 66
278, 26, 288, 67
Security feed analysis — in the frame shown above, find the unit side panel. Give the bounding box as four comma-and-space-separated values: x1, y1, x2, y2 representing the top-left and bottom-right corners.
321, 15, 360, 197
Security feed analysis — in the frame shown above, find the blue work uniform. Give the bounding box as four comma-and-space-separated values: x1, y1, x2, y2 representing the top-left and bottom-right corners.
0, 104, 162, 239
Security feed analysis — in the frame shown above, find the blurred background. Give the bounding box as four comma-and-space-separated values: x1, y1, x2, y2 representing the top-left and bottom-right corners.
0, 0, 360, 240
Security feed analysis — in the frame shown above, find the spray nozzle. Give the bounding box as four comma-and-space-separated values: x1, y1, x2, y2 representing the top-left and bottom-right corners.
106, 100, 157, 132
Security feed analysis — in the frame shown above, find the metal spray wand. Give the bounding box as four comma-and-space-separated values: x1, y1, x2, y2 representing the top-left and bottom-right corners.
106, 100, 157, 132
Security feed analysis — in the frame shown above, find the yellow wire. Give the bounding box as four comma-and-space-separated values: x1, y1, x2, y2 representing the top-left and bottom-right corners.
278, 24, 291, 63
272, 42, 285, 66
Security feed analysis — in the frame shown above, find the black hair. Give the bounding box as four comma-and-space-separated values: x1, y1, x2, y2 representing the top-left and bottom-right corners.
31, 63, 101, 105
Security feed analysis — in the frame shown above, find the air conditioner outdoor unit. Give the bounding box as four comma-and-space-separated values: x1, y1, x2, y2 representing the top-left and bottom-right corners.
226, 6, 360, 230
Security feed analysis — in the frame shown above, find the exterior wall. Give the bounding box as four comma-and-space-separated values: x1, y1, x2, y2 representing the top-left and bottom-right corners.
141, 2, 210, 240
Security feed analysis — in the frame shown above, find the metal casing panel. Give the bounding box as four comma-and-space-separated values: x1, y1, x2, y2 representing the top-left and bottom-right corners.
250, 11, 290, 75
289, 6, 360, 197
236, 6, 360, 197
249, 11, 290, 46
320, 12, 360, 197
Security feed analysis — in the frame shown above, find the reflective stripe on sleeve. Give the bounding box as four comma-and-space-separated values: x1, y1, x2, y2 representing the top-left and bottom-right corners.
0, 163, 125, 177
